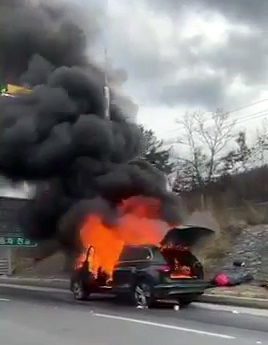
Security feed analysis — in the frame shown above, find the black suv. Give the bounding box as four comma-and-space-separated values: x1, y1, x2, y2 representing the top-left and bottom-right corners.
70, 226, 214, 307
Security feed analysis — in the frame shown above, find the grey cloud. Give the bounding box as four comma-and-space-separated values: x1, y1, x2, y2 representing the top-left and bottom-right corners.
107, 29, 178, 83
157, 74, 225, 109
152, 29, 268, 107
144, 0, 268, 28
55, 0, 267, 110
142, 0, 268, 84
204, 31, 268, 85
197, 0, 268, 28
103, 0, 268, 109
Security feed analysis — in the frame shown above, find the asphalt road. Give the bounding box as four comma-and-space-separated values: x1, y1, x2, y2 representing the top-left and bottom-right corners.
0, 284, 268, 345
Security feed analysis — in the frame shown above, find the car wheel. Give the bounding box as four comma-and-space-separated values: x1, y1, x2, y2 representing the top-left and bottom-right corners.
132, 281, 154, 308
72, 280, 90, 301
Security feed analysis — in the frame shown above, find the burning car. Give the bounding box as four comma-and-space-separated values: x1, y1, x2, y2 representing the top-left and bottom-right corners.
0, 2, 253, 309
70, 225, 214, 307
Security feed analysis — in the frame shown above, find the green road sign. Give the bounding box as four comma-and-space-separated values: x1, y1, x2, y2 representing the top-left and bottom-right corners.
0, 83, 6, 94
0, 236, 37, 247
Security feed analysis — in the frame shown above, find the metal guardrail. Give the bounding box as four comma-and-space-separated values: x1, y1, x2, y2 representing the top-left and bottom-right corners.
0, 248, 11, 275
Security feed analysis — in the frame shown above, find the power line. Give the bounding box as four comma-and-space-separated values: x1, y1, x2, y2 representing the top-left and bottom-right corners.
164, 97, 268, 136
163, 109, 268, 145
217, 108, 268, 128
235, 110, 268, 125
166, 107, 268, 136
225, 98, 268, 115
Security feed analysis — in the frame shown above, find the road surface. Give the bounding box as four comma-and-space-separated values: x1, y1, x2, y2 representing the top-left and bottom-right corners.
0, 284, 267, 344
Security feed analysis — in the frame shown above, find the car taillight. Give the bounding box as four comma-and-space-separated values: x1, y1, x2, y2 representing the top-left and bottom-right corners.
155, 265, 170, 273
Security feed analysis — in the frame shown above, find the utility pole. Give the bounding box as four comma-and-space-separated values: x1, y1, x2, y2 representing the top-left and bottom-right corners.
103, 48, 110, 120
103, 0, 111, 120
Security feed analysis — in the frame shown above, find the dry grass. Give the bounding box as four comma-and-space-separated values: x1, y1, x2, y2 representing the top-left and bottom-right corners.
228, 201, 266, 225
193, 206, 248, 274
195, 230, 230, 274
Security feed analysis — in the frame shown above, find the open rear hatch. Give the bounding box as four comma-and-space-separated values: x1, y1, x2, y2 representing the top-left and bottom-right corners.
161, 225, 214, 248
160, 225, 214, 280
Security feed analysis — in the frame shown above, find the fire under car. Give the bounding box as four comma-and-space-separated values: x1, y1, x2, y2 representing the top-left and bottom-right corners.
70, 225, 252, 307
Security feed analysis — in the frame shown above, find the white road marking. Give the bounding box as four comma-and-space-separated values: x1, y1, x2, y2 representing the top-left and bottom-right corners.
94, 312, 235, 339
0, 298, 10, 302
194, 302, 268, 318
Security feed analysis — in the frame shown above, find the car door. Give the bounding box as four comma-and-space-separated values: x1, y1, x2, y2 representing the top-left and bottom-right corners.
112, 246, 151, 293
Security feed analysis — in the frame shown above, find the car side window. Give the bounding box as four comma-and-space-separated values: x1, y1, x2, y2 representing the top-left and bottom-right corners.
151, 249, 166, 264
119, 246, 151, 262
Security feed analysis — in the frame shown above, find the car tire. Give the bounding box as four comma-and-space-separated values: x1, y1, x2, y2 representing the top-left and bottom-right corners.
71, 279, 90, 301
178, 299, 192, 308
131, 280, 155, 308
179, 294, 200, 308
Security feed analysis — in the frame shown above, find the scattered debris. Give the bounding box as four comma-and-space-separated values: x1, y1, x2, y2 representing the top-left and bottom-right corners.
136, 305, 148, 309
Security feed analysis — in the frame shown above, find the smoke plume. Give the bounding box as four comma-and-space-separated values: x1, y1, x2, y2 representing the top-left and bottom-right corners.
0, 0, 183, 253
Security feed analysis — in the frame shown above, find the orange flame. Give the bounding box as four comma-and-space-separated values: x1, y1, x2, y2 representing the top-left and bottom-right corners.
79, 197, 166, 278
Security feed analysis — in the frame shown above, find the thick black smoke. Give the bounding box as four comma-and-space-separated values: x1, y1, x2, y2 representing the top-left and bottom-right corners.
0, 0, 183, 252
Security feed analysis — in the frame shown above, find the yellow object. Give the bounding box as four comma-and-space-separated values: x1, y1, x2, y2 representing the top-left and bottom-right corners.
6, 84, 30, 94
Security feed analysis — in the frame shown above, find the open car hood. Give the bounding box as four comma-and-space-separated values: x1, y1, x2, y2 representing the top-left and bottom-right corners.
160, 225, 215, 248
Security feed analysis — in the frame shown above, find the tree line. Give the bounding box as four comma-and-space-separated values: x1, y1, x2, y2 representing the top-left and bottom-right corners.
141, 110, 268, 209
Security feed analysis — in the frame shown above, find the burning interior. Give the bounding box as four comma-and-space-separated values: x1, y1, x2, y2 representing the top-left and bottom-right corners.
160, 245, 201, 279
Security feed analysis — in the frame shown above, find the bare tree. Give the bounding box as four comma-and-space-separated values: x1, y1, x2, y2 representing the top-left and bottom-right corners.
222, 131, 252, 175
175, 109, 235, 189
254, 119, 268, 166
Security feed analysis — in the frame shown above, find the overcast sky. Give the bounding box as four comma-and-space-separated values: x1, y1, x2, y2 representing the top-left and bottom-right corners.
79, 0, 268, 139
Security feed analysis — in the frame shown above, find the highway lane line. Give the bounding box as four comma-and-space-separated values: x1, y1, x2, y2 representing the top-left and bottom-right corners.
94, 312, 235, 339
0, 298, 10, 301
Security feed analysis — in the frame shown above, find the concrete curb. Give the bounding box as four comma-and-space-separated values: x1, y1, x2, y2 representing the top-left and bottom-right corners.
0, 277, 69, 289
199, 294, 268, 309
1, 276, 268, 309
